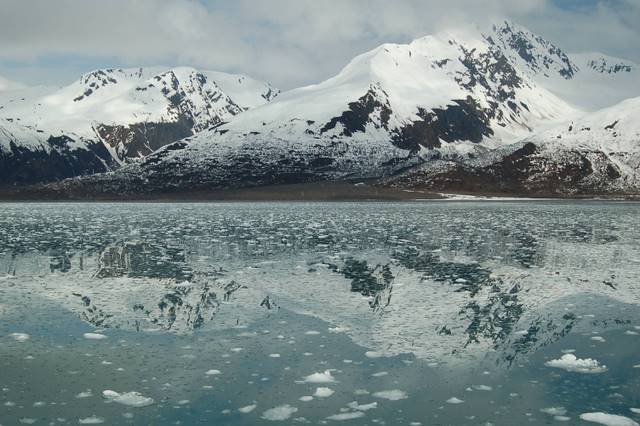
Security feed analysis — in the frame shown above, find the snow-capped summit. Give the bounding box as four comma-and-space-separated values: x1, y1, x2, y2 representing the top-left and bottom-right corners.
0, 66, 279, 161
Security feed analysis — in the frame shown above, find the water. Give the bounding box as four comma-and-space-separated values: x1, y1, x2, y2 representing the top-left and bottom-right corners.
0, 201, 639, 425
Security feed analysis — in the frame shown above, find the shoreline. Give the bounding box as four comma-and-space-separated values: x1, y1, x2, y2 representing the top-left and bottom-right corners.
0, 182, 639, 202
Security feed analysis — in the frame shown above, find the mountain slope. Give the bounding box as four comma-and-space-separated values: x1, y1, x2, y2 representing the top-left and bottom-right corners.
0, 67, 279, 162
384, 96, 640, 195
0, 119, 117, 186
47, 22, 601, 195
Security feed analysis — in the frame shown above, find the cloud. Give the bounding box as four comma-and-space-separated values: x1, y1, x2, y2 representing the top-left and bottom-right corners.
0, 0, 637, 89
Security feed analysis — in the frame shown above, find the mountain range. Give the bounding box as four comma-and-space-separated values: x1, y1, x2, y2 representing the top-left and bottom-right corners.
1, 21, 639, 197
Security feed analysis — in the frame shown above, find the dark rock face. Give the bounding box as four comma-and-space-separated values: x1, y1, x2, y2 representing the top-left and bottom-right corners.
383, 141, 633, 195
0, 136, 116, 186
392, 98, 494, 152
96, 117, 194, 160
320, 86, 392, 136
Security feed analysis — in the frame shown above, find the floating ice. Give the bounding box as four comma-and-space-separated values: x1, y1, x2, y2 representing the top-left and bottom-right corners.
299, 396, 313, 402
348, 401, 377, 411
579, 412, 639, 426
446, 397, 464, 404
555, 416, 571, 421
102, 390, 154, 407
314, 387, 334, 398
631, 409, 640, 414
239, 404, 257, 413
364, 351, 384, 358
83, 333, 107, 340
545, 354, 607, 374
9, 333, 30, 342
261, 404, 298, 421
326, 412, 365, 420
75, 390, 93, 398
472, 385, 492, 391
372, 390, 408, 401
205, 369, 222, 376
372, 372, 389, 377
305, 330, 320, 335
269, 354, 281, 358
302, 370, 336, 383
591, 336, 606, 343
78, 416, 105, 424
540, 407, 567, 416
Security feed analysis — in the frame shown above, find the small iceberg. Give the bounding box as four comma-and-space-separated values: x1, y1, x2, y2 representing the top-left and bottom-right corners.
545, 354, 607, 374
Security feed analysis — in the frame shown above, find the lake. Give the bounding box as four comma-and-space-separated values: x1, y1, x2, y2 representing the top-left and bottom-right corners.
1, 201, 639, 425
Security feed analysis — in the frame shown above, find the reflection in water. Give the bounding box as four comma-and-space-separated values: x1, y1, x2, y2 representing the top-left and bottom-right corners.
1, 202, 639, 425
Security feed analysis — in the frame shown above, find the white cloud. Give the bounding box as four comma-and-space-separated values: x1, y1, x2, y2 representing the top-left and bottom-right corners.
0, 0, 637, 89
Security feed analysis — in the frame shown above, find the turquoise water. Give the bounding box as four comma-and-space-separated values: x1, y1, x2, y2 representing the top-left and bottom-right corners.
1, 202, 639, 425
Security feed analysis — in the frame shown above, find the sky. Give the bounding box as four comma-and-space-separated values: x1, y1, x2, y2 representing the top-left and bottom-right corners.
0, 0, 638, 90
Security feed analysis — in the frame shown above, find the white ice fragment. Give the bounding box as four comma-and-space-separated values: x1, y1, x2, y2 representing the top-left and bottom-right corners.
372, 390, 408, 401
299, 396, 313, 402
591, 336, 606, 342
75, 390, 93, 399
545, 354, 607, 374
261, 404, 298, 421
326, 412, 365, 420
446, 397, 464, 404
372, 372, 388, 377
364, 351, 385, 358
540, 407, 567, 416
302, 370, 336, 383
631, 409, 640, 414
554, 416, 571, 421
314, 387, 334, 398
269, 354, 281, 358
580, 412, 639, 426
348, 401, 377, 411
239, 404, 257, 413
102, 390, 154, 407
205, 369, 222, 376
472, 385, 492, 391
78, 416, 105, 424
83, 333, 107, 340
9, 333, 30, 342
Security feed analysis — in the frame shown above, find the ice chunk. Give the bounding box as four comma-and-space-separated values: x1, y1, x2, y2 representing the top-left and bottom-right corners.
579, 412, 639, 426
205, 369, 222, 376
348, 401, 377, 411
540, 407, 567, 416
302, 370, 336, 383
78, 416, 105, 424
9, 333, 30, 342
83, 333, 107, 340
372, 390, 408, 401
239, 404, 257, 413
326, 412, 366, 420
102, 390, 154, 407
314, 387, 334, 398
446, 397, 464, 404
545, 354, 607, 374
261, 404, 298, 421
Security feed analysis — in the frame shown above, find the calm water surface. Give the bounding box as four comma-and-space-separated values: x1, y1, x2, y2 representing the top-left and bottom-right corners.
0, 201, 639, 425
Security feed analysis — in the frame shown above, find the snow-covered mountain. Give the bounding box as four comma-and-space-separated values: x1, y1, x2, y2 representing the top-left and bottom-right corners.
0, 67, 278, 164
4, 21, 640, 195
0, 119, 116, 185
385, 96, 640, 195
39, 21, 639, 196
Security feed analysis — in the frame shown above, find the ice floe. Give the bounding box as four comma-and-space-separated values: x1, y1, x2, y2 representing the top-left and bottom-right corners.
545, 354, 607, 373
83, 333, 107, 340
314, 387, 334, 398
78, 416, 105, 424
579, 412, 639, 426
261, 404, 298, 421
446, 397, 464, 404
540, 407, 567, 416
9, 333, 30, 342
302, 370, 336, 383
326, 412, 366, 420
102, 390, 154, 407
372, 390, 408, 401
348, 401, 377, 411
238, 404, 257, 413
205, 369, 222, 376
